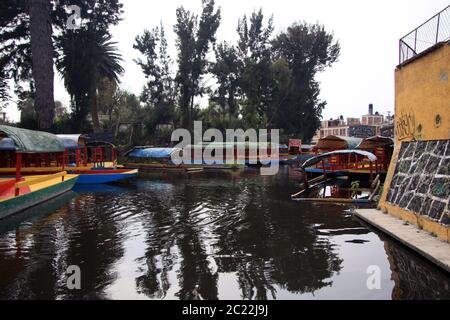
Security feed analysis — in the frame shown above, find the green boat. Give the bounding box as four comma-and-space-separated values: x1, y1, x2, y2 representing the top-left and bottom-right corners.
0, 125, 79, 219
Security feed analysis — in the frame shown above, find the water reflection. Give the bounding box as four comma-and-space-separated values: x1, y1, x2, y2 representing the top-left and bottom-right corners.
0, 168, 449, 300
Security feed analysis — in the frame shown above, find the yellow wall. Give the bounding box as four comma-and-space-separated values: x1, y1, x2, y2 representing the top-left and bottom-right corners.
380, 43, 450, 242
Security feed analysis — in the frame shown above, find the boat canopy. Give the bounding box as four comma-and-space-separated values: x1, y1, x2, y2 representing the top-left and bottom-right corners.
314, 135, 362, 151
356, 136, 394, 149
301, 150, 377, 168
57, 134, 86, 150
0, 125, 65, 153
126, 147, 180, 159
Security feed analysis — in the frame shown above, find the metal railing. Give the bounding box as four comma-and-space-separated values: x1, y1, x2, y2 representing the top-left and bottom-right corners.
399, 5, 450, 65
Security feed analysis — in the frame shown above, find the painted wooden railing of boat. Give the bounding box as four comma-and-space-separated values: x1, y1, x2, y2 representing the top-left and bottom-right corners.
56, 134, 138, 184
0, 125, 79, 219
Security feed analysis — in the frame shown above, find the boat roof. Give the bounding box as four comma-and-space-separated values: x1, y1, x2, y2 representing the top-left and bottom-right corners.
126, 147, 180, 158
0, 125, 65, 153
301, 149, 377, 168
57, 134, 86, 149
314, 135, 362, 150
356, 136, 394, 149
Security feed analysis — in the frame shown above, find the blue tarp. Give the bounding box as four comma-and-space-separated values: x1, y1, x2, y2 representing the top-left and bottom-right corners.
127, 148, 179, 159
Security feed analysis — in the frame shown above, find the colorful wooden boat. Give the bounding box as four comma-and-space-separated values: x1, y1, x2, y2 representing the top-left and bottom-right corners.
56, 134, 138, 184
72, 168, 138, 184
0, 173, 78, 219
0, 125, 79, 219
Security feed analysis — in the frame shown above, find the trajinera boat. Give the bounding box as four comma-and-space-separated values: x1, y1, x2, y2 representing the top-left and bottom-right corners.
0, 125, 78, 219
56, 134, 138, 184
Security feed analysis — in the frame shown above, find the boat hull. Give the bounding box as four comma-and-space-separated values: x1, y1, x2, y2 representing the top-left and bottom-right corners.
75, 169, 138, 184
0, 176, 78, 220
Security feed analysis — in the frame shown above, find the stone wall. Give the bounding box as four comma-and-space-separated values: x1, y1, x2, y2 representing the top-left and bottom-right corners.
386, 140, 449, 226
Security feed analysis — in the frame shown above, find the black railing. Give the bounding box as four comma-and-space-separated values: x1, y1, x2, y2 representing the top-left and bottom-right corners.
399, 5, 450, 65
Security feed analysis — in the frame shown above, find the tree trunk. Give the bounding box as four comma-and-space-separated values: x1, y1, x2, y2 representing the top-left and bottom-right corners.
89, 82, 102, 133
29, 0, 55, 130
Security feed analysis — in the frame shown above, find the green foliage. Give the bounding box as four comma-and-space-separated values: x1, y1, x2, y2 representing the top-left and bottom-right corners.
0, 0, 32, 101
134, 22, 176, 134
174, 0, 221, 130
56, 28, 124, 131
237, 10, 274, 129
272, 22, 340, 140
210, 42, 242, 122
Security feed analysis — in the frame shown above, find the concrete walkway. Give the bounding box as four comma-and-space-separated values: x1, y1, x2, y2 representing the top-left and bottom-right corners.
354, 209, 450, 273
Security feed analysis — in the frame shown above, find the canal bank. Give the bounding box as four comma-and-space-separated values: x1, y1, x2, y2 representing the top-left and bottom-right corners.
355, 209, 450, 273
366, 8, 450, 269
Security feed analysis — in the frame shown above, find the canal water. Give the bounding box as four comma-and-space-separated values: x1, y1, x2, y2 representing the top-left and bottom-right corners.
0, 167, 449, 300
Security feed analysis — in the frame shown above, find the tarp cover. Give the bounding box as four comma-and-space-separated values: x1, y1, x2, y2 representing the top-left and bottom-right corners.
127, 148, 179, 159
0, 125, 65, 153
302, 149, 377, 168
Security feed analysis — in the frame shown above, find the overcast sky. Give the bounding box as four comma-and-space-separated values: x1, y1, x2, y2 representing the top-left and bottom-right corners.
4, 0, 449, 122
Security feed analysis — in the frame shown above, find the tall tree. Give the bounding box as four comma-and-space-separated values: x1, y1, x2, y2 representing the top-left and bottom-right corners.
236, 9, 274, 129
209, 42, 241, 123
57, 29, 124, 132
174, 0, 221, 130
272, 22, 340, 140
29, 0, 55, 130
0, 0, 32, 105
135, 23, 176, 135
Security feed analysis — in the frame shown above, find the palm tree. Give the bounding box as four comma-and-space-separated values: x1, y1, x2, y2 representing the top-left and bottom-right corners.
29, 0, 55, 130
57, 28, 124, 132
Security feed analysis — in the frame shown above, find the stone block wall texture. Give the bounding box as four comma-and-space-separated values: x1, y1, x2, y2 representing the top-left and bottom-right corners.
386, 140, 449, 226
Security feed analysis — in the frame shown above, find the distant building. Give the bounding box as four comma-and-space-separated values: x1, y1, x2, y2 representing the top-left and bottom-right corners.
312, 104, 394, 142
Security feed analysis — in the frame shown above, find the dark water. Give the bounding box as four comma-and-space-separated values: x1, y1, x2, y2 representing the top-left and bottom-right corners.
0, 167, 449, 300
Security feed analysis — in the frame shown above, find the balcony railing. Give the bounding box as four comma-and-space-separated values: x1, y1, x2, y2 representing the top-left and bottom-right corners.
399, 5, 450, 65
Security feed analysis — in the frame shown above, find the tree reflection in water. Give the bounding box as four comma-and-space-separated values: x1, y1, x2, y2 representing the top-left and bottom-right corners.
1, 169, 449, 300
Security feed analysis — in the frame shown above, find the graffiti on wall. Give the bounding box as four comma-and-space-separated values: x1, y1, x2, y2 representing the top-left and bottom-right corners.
396, 112, 422, 141
386, 140, 450, 226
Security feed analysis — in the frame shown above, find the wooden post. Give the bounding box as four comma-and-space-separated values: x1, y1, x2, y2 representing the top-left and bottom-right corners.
302, 168, 309, 190
15, 153, 22, 196
62, 150, 67, 182
76, 149, 81, 167
112, 147, 117, 167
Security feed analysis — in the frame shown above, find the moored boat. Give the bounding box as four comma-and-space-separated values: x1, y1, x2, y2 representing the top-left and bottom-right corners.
56, 134, 138, 184
0, 125, 78, 219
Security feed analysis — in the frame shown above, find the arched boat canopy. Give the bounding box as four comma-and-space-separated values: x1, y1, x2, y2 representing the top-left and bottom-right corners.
301, 150, 377, 168
126, 147, 180, 159
314, 135, 363, 151
0, 125, 65, 153
57, 134, 86, 150
356, 136, 394, 149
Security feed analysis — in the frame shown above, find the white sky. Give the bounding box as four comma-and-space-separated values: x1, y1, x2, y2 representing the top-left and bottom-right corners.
4, 0, 449, 122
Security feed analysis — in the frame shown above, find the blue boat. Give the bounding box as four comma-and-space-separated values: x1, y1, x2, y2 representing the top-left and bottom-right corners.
56, 134, 139, 184
74, 169, 138, 184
